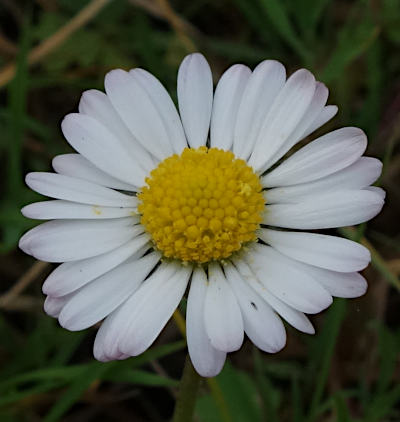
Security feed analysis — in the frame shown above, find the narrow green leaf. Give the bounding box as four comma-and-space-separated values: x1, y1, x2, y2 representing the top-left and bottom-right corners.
196, 362, 261, 422
355, 39, 383, 138
322, 20, 379, 83
2, 15, 31, 251
253, 348, 280, 422
231, 0, 272, 43
0, 382, 66, 407
365, 385, 400, 422
376, 324, 400, 395
43, 362, 114, 422
0, 366, 87, 392
6, 18, 30, 197
103, 369, 178, 387
257, 0, 311, 63
306, 299, 347, 422
291, 373, 303, 422
333, 392, 352, 422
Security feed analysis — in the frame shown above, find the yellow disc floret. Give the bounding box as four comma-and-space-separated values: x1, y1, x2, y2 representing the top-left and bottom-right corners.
138, 147, 264, 263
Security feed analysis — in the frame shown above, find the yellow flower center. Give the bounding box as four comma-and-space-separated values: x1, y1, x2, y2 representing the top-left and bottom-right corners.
138, 147, 264, 263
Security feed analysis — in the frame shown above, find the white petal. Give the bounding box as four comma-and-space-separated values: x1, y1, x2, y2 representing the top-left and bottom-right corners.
265, 189, 384, 229
261, 254, 368, 299
129, 68, 187, 154
118, 263, 191, 356
21, 200, 137, 220
262, 127, 367, 187
25, 172, 137, 207
19, 218, 142, 262
59, 252, 161, 331
93, 315, 130, 362
62, 113, 146, 187
204, 262, 244, 352
365, 186, 386, 200
52, 154, 137, 191
265, 157, 383, 204
264, 82, 329, 169
248, 69, 316, 172
177, 53, 213, 148
246, 245, 333, 314
79, 89, 155, 173
233, 60, 286, 159
256, 292, 315, 334
43, 235, 150, 297
232, 259, 315, 334
44, 294, 73, 318
210, 64, 251, 150
306, 266, 368, 298
20, 217, 136, 255
302, 105, 338, 139
105, 69, 173, 160
259, 229, 371, 272
93, 262, 180, 360
224, 263, 286, 353
187, 267, 226, 377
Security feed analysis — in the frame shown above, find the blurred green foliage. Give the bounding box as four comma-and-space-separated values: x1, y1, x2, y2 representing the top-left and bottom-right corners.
0, 0, 399, 421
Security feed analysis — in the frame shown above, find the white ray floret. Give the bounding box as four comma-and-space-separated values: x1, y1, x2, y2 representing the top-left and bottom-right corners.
22, 200, 137, 220
265, 157, 382, 204
53, 153, 138, 191
105, 69, 174, 160
59, 252, 160, 331
204, 263, 244, 353
259, 229, 370, 272
42, 237, 149, 297
234, 60, 286, 159
26, 172, 137, 207
232, 259, 315, 334
225, 263, 286, 353
178, 53, 213, 148
186, 267, 226, 377
129, 68, 187, 155
248, 68, 316, 172
210, 64, 251, 150
78, 89, 155, 172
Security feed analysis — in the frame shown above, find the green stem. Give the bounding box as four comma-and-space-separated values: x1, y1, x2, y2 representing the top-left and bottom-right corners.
172, 354, 202, 422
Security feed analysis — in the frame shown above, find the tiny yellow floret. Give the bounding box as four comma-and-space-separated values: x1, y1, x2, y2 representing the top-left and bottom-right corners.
138, 147, 264, 263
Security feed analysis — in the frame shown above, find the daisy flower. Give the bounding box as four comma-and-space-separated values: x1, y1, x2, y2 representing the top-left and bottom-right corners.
19, 53, 385, 377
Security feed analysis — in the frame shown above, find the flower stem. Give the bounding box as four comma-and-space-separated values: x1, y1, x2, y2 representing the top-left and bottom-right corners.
172, 354, 201, 422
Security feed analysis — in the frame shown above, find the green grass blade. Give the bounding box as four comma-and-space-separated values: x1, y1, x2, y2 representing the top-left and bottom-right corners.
355, 39, 383, 138
365, 385, 400, 422
6, 18, 30, 197
306, 299, 347, 422
103, 368, 178, 387
43, 361, 115, 422
253, 348, 280, 422
333, 392, 352, 422
196, 362, 261, 422
376, 324, 400, 395
0, 382, 66, 407
322, 20, 379, 83
0, 366, 86, 392
257, 0, 311, 63
291, 373, 303, 422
